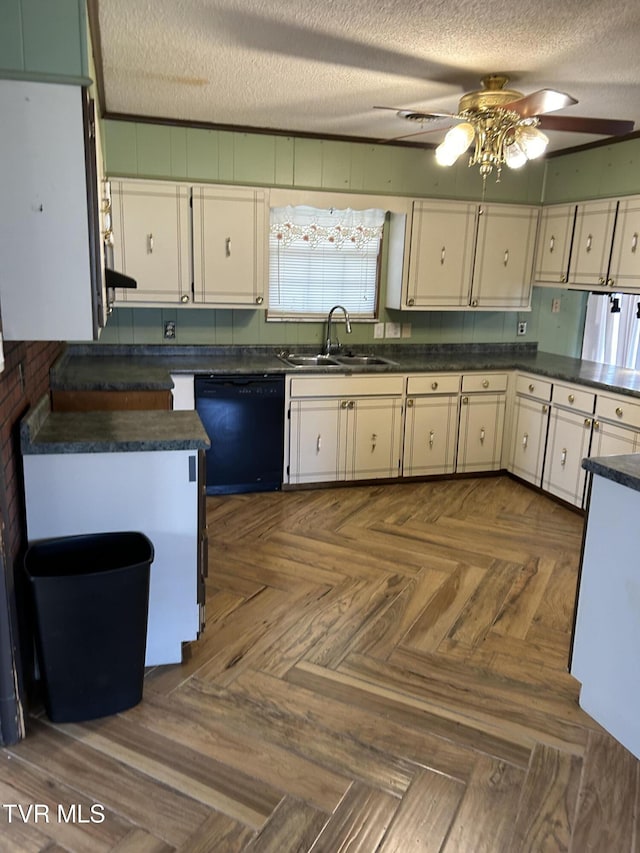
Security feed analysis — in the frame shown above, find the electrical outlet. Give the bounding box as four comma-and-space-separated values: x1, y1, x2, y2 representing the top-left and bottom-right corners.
164, 320, 176, 339
551, 298, 561, 314
385, 322, 401, 339
373, 322, 385, 339
401, 322, 412, 338
517, 321, 527, 336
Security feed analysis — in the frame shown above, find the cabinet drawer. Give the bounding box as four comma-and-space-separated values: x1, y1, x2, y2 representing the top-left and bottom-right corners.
406, 374, 461, 395
461, 373, 508, 393
596, 393, 640, 428
289, 374, 404, 398
551, 383, 596, 413
515, 374, 552, 401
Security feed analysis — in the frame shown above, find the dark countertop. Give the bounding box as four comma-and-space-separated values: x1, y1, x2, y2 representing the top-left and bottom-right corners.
583, 455, 640, 493
21, 395, 210, 455
51, 343, 640, 399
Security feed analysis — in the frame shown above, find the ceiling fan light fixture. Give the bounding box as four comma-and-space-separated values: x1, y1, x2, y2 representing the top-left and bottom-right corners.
503, 138, 528, 169
435, 122, 475, 166
515, 124, 549, 160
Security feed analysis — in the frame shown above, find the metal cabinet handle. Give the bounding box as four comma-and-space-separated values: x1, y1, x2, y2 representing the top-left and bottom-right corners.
341, 400, 348, 409
371, 433, 377, 452
594, 420, 600, 430
429, 430, 435, 448
462, 396, 469, 405
440, 246, 446, 265
528, 383, 535, 393
522, 433, 529, 449
549, 235, 555, 254
561, 448, 567, 466
225, 237, 231, 257
586, 234, 592, 253
608, 278, 615, 287
542, 404, 549, 413
407, 398, 414, 407
599, 277, 606, 285
255, 295, 264, 305
616, 406, 624, 417
147, 233, 153, 254
180, 294, 190, 303
480, 427, 486, 444
348, 400, 355, 410
584, 418, 592, 428
431, 381, 438, 390
316, 434, 322, 453
407, 297, 415, 306
471, 299, 478, 307
482, 379, 490, 389
568, 394, 575, 403
632, 233, 638, 254
503, 249, 509, 267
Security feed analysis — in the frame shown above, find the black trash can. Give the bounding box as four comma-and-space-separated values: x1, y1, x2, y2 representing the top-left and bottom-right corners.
24, 531, 154, 723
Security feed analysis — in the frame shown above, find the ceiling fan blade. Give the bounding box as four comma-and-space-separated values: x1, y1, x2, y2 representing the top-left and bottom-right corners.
379, 124, 454, 144
507, 89, 578, 118
537, 114, 635, 136
374, 106, 458, 120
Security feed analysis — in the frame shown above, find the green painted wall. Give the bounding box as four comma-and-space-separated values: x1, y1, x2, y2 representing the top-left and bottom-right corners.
0, 0, 88, 82
544, 138, 640, 203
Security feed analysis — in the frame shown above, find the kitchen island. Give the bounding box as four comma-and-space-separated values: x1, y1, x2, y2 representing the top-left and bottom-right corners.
570, 454, 640, 760
21, 395, 210, 666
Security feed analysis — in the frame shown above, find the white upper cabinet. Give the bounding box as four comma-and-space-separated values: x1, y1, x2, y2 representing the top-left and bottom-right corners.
608, 196, 640, 291
0, 81, 106, 341
567, 199, 618, 289
532, 203, 576, 285
472, 204, 539, 309
110, 179, 192, 304
388, 200, 538, 311
192, 185, 268, 307
402, 200, 477, 309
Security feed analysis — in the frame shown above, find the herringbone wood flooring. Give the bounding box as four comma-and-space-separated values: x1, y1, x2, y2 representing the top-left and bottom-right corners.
3, 476, 639, 851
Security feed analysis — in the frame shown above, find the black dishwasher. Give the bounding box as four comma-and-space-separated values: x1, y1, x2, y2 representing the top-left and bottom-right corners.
195, 374, 285, 495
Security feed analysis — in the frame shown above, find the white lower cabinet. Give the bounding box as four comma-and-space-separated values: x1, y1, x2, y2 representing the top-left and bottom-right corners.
509, 374, 552, 486
591, 392, 640, 456
402, 374, 461, 476
456, 374, 507, 473
286, 375, 404, 485
542, 383, 596, 508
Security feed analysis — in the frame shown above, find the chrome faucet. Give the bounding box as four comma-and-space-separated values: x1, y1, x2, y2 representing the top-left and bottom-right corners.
324, 305, 352, 355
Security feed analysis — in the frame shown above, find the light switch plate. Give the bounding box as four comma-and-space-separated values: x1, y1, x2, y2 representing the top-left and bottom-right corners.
551, 298, 561, 314
385, 322, 401, 338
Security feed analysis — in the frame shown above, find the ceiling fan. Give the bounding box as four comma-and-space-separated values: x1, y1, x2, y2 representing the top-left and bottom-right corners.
376, 75, 635, 183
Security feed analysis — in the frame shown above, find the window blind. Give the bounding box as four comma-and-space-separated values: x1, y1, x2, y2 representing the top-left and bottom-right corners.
268, 205, 385, 319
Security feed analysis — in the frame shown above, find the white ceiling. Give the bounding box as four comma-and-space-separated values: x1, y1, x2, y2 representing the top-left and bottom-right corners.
96, 0, 640, 154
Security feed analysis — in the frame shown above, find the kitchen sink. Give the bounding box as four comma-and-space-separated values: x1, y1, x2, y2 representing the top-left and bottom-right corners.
334, 354, 398, 366
277, 352, 342, 367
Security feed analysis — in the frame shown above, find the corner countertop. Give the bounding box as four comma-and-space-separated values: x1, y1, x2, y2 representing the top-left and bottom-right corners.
582, 455, 640, 493
21, 395, 210, 455
50, 343, 640, 399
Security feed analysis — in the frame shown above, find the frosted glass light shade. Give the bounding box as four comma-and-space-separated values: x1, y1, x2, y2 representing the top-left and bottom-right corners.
435, 123, 475, 166
504, 140, 527, 169
516, 125, 549, 160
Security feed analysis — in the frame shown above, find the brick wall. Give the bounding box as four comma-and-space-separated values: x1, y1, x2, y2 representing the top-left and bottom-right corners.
0, 341, 65, 565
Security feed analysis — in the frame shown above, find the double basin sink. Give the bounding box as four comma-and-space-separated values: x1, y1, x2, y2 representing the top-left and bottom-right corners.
277, 351, 399, 369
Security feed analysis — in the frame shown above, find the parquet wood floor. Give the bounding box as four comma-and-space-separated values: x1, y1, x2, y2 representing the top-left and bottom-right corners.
3, 476, 639, 851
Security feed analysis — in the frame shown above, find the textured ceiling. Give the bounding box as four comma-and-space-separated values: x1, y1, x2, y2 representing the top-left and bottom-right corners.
96, 0, 640, 153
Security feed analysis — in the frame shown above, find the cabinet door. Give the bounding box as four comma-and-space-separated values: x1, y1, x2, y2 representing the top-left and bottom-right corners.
405, 200, 476, 308
568, 199, 618, 288
608, 196, 640, 291
192, 185, 267, 307
0, 81, 98, 340
509, 396, 550, 486
457, 393, 506, 473
542, 408, 593, 507
110, 180, 192, 304
533, 203, 576, 285
591, 420, 639, 456
347, 397, 403, 480
403, 395, 459, 476
472, 204, 538, 309
288, 399, 347, 484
